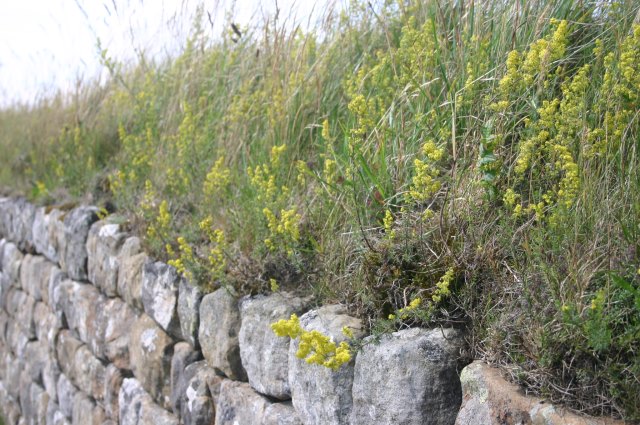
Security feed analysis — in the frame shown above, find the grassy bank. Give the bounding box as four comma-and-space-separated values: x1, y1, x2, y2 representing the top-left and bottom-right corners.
1, 0, 639, 419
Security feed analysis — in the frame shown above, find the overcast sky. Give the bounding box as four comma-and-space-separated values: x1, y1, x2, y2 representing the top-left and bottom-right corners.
0, 0, 325, 107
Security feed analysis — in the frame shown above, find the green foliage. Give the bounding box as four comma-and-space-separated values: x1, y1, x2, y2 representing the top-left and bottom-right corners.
1, 0, 639, 419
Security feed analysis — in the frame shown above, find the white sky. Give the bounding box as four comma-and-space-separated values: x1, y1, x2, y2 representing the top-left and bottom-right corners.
0, 0, 326, 107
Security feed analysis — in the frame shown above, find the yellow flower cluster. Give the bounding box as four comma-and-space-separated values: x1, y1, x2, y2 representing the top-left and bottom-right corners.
203, 156, 230, 199
271, 314, 352, 371
432, 267, 455, 303
389, 297, 422, 320
383, 209, 395, 240
168, 236, 195, 280
263, 207, 302, 256
408, 140, 445, 203
147, 200, 171, 242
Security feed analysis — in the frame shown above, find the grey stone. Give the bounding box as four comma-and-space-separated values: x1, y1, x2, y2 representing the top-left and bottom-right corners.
239, 292, 310, 399
178, 277, 203, 348
0, 197, 36, 251
56, 330, 83, 381
199, 288, 247, 381
455, 361, 627, 425
43, 357, 61, 404
169, 342, 202, 414
63, 281, 103, 345
72, 391, 106, 425
129, 314, 175, 408
4, 352, 24, 399
58, 206, 99, 281
23, 340, 49, 385
116, 238, 147, 311
350, 327, 464, 425
86, 221, 127, 296
32, 207, 63, 263
48, 267, 68, 327
263, 402, 303, 425
46, 400, 71, 425
19, 254, 54, 302
71, 345, 106, 401
21, 381, 49, 425
34, 302, 60, 352
118, 378, 179, 425
14, 291, 36, 339
6, 317, 30, 357
215, 380, 271, 425
0, 271, 10, 311
288, 305, 363, 425
141, 261, 181, 338
101, 297, 136, 369
57, 374, 78, 419
103, 364, 124, 421
1, 242, 24, 286
179, 362, 217, 425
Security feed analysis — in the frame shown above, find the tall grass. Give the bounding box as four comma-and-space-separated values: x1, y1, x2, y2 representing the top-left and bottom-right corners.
1, 0, 639, 419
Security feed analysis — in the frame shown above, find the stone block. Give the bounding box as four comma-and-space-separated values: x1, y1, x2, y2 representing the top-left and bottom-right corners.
57, 374, 78, 420
179, 362, 217, 425
130, 314, 176, 408
101, 297, 137, 369
169, 341, 202, 414
103, 364, 124, 421
350, 327, 464, 425
57, 206, 99, 281
0, 197, 36, 251
116, 237, 147, 311
86, 220, 127, 297
263, 402, 303, 425
32, 207, 64, 263
19, 254, 54, 302
71, 345, 106, 401
72, 391, 106, 425
142, 261, 181, 339
288, 305, 364, 425
6, 319, 30, 357
215, 380, 271, 425
56, 330, 83, 380
178, 277, 203, 348
118, 378, 179, 425
239, 292, 310, 399
199, 288, 246, 381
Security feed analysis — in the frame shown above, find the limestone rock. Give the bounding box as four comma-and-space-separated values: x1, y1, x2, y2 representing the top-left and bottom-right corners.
63, 281, 103, 345
23, 339, 50, 385
58, 206, 99, 281
178, 277, 203, 348
179, 362, 217, 425
130, 314, 176, 408
19, 254, 53, 302
101, 297, 137, 369
71, 345, 106, 401
56, 331, 83, 382
6, 319, 30, 358
263, 402, 303, 425
86, 220, 127, 296
47, 266, 68, 327
57, 374, 78, 420
199, 288, 246, 381
72, 391, 106, 425
34, 301, 60, 352
142, 261, 181, 339
350, 327, 464, 425
239, 292, 310, 398
288, 305, 363, 425
20, 381, 49, 425
215, 380, 271, 425
32, 207, 64, 263
0, 197, 36, 251
4, 352, 24, 399
103, 364, 124, 421
119, 378, 178, 425
116, 237, 146, 311
455, 361, 626, 425
169, 342, 202, 414
1, 241, 24, 286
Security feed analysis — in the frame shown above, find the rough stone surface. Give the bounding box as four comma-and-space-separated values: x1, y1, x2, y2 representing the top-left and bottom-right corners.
179, 362, 217, 425
63, 281, 103, 345
119, 378, 179, 425
199, 288, 247, 381
101, 297, 136, 369
58, 206, 99, 281
116, 237, 147, 311
1, 241, 23, 284
288, 305, 363, 425
178, 277, 203, 348
57, 374, 79, 420
455, 361, 626, 425
71, 345, 106, 401
215, 380, 271, 425
351, 327, 464, 425
103, 364, 124, 421
56, 331, 83, 383
23, 339, 49, 385
130, 313, 175, 408
34, 301, 60, 352
169, 342, 202, 414
48, 266, 68, 326
0, 197, 36, 251
72, 391, 106, 425
239, 292, 310, 399
32, 207, 63, 263
86, 220, 127, 297
142, 261, 181, 339
263, 402, 304, 425
19, 254, 52, 302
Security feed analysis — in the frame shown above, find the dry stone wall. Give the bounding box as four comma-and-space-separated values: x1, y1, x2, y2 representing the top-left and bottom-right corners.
0, 197, 627, 425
